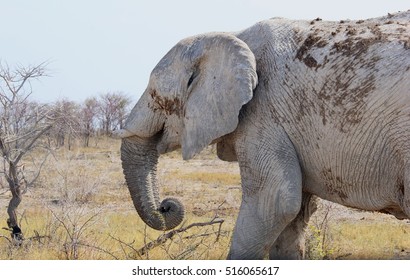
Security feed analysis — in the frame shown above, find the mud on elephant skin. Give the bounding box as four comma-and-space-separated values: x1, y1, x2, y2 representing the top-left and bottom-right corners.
114, 11, 410, 259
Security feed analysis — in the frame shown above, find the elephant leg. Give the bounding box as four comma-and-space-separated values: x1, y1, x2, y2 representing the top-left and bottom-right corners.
227, 127, 303, 259
269, 193, 318, 259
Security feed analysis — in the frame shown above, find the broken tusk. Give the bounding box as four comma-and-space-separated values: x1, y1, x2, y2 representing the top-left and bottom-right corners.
112, 129, 134, 139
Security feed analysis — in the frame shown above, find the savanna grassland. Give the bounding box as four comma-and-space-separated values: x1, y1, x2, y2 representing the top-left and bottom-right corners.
0, 137, 410, 260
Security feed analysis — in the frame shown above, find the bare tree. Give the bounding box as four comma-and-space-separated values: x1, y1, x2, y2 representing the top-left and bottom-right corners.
50, 99, 81, 150
0, 61, 52, 240
80, 97, 98, 147
98, 92, 131, 135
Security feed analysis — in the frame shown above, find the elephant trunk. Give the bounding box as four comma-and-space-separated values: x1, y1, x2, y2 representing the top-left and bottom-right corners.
120, 136, 184, 231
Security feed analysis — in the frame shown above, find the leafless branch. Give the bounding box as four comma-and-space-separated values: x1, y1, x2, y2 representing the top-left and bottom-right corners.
49, 208, 74, 241
76, 242, 120, 260
0, 189, 9, 195
109, 234, 140, 259
183, 231, 225, 240
23, 150, 51, 191
0, 234, 12, 244
14, 125, 52, 164
76, 210, 102, 237
0, 61, 49, 99
137, 218, 224, 256
25, 230, 50, 244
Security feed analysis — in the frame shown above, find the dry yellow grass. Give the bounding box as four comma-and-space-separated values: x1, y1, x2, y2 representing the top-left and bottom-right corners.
1, 137, 410, 259
328, 221, 410, 259
0, 207, 232, 260
165, 170, 241, 186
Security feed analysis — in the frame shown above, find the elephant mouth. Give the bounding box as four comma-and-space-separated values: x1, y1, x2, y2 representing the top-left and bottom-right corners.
155, 125, 183, 155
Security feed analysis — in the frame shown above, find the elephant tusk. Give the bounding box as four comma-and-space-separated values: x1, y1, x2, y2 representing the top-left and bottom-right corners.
112, 129, 134, 139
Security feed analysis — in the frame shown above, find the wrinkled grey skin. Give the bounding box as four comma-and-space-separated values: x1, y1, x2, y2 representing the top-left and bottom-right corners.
115, 11, 410, 259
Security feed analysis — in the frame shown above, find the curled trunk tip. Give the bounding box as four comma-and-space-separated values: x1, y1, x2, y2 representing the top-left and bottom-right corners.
158, 197, 185, 230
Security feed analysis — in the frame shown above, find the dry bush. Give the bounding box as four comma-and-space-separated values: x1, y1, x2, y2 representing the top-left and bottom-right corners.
108, 216, 229, 260
305, 201, 338, 259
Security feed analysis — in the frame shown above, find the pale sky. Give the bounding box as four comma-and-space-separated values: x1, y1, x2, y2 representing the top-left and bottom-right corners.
1, 0, 408, 103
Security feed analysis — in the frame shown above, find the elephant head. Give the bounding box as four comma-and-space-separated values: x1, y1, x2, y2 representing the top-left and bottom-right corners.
115, 33, 258, 231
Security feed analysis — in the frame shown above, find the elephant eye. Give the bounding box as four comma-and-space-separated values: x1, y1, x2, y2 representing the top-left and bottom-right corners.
187, 73, 195, 88
187, 69, 199, 89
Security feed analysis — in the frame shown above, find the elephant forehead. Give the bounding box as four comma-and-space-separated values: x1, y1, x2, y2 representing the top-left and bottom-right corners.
150, 63, 187, 96
151, 44, 190, 76
151, 70, 179, 91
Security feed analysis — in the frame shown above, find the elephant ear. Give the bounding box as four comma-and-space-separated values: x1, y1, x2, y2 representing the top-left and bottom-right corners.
181, 33, 258, 160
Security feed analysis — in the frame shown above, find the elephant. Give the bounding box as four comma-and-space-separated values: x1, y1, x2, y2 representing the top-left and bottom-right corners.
114, 10, 410, 259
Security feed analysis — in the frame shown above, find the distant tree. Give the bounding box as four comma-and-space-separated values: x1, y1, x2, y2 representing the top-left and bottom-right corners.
98, 92, 131, 135
80, 97, 99, 147
0, 61, 52, 240
50, 99, 80, 150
